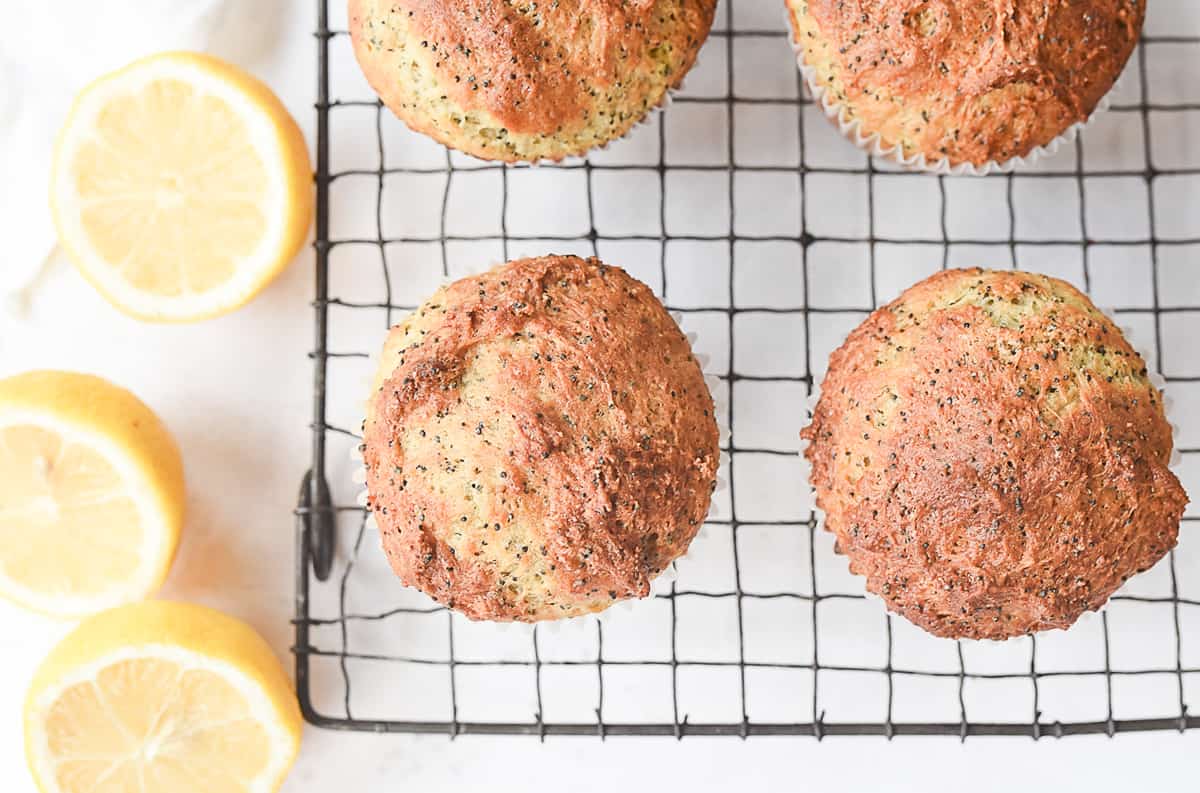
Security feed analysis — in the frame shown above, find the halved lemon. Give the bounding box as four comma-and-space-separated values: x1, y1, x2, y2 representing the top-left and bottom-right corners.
51, 51, 312, 322
0, 370, 184, 617
24, 600, 302, 793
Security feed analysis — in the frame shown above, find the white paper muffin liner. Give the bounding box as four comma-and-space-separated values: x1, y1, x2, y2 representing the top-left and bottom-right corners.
784, 6, 1117, 176
799, 295, 1184, 636
349, 281, 728, 633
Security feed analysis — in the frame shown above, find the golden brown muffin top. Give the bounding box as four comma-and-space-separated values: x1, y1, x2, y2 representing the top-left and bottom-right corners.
802, 268, 1187, 640
363, 256, 720, 621
350, 0, 717, 161
787, 0, 1144, 166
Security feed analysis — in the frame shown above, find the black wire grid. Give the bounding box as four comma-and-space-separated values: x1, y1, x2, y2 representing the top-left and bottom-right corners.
295, 0, 1200, 738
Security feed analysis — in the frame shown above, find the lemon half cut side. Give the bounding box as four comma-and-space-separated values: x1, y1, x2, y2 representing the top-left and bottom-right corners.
51, 51, 312, 322
24, 601, 302, 793
0, 371, 184, 617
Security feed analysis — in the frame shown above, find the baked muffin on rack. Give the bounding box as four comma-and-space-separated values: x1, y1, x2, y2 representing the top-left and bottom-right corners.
802, 268, 1187, 640
362, 255, 720, 621
785, 0, 1145, 170
348, 0, 717, 162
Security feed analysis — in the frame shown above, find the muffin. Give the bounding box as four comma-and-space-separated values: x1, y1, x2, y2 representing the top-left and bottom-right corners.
802, 268, 1187, 640
348, 0, 717, 162
362, 255, 720, 621
785, 0, 1144, 170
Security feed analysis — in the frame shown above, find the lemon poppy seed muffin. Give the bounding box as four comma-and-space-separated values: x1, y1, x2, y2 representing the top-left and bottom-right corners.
785, 0, 1144, 168
349, 0, 718, 162
802, 268, 1187, 640
362, 255, 720, 621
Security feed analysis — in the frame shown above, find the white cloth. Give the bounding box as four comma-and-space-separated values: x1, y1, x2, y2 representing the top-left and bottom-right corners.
0, 0, 235, 315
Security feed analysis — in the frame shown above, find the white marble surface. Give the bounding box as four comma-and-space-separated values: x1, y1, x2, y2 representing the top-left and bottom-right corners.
1, 1, 1198, 791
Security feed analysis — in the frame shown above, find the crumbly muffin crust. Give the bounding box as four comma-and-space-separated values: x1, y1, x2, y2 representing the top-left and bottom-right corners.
802, 268, 1187, 640
786, 0, 1144, 167
349, 0, 717, 162
363, 255, 720, 621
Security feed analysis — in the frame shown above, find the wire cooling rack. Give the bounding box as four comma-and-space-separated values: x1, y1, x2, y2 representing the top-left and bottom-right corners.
295, 0, 1200, 738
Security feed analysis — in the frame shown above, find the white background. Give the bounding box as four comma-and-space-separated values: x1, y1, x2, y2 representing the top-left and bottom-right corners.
2, 1, 1198, 791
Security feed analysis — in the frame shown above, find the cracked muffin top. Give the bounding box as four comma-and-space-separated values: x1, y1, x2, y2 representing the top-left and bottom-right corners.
363, 255, 720, 621
802, 267, 1187, 640
349, 0, 717, 162
786, 0, 1144, 167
